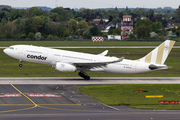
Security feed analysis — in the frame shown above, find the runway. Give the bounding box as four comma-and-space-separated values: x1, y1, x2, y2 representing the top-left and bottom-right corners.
0, 77, 180, 120
0, 77, 180, 84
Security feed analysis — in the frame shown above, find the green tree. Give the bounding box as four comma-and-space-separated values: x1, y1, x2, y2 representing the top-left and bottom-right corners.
129, 33, 136, 39
24, 18, 36, 34
112, 18, 118, 26
4, 32, 13, 38
176, 6, 180, 22
15, 17, 26, 34
28, 7, 40, 16
42, 17, 55, 35
124, 6, 131, 15
156, 22, 162, 29
63, 30, 70, 37
147, 9, 154, 19
136, 25, 152, 38
68, 19, 77, 35
27, 32, 35, 38
75, 17, 84, 22
47, 34, 53, 40
11, 9, 21, 21
90, 26, 98, 36
49, 13, 60, 21
32, 9, 44, 16
20, 33, 26, 38
113, 27, 121, 35
56, 23, 66, 37
136, 19, 153, 28
83, 29, 91, 39
172, 27, 176, 33
19, 9, 28, 18
3, 21, 16, 35
50, 7, 63, 15
108, 27, 114, 34
176, 30, 180, 37
33, 16, 43, 32
133, 9, 142, 18
77, 20, 88, 30
108, 15, 113, 22
76, 29, 84, 36
160, 27, 167, 36
1, 18, 7, 25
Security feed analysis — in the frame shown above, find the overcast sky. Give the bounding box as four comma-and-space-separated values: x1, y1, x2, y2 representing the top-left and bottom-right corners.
0, 0, 180, 9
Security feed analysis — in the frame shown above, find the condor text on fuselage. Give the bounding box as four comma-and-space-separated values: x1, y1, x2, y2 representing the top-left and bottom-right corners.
3, 40, 175, 80
27, 54, 47, 60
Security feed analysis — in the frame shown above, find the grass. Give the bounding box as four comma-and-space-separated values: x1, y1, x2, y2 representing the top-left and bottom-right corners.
0, 41, 180, 47
0, 48, 180, 77
76, 84, 180, 110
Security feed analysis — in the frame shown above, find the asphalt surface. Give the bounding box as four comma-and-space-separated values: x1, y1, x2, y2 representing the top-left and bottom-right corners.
0, 78, 180, 120
0, 77, 180, 84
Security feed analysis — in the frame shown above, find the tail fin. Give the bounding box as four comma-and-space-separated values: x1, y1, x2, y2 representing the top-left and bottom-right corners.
138, 40, 175, 65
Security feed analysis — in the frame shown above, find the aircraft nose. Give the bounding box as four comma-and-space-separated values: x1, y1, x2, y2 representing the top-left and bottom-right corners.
3, 48, 7, 53
3, 48, 9, 54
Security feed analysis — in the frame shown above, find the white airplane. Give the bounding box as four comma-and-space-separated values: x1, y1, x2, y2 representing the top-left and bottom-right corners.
3, 40, 175, 80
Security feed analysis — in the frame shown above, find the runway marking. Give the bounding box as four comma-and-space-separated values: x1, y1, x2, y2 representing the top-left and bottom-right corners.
27, 94, 62, 97
38, 105, 115, 113
146, 95, 163, 98
0, 84, 117, 114
0, 84, 38, 113
0, 93, 63, 95
0, 94, 22, 97
0, 104, 81, 106
0, 106, 36, 113
10, 84, 37, 106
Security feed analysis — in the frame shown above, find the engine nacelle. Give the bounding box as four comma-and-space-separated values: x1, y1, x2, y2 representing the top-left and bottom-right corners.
55, 62, 77, 72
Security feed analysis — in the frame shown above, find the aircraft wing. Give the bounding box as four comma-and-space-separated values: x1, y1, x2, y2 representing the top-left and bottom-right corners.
73, 57, 124, 69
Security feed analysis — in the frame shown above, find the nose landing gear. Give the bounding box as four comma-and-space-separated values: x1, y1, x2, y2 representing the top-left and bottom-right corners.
78, 71, 90, 80
19, 60, 23, 67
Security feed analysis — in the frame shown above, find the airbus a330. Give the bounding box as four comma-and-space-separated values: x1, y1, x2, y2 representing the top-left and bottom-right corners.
3, 40, 175, 80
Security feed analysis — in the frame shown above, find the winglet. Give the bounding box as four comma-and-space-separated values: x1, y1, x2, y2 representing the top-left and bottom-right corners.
98, 50, 108, 56
115, 57, 124, 62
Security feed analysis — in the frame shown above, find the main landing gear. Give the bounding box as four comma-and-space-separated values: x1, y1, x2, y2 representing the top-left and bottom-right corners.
19, 60, 23, 67
78, 71, 90, 80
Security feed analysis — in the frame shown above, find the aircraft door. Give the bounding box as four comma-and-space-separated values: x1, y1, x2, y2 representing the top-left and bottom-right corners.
18, 47, 24, 54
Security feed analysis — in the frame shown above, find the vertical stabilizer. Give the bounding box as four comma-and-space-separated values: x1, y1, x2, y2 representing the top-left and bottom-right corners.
138, 40, 175, 65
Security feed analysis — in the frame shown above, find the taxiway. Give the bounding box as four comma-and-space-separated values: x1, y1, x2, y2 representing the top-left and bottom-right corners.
0, 77, 180, 120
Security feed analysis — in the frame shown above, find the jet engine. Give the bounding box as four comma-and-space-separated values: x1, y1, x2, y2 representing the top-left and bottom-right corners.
55, 62, 77, 72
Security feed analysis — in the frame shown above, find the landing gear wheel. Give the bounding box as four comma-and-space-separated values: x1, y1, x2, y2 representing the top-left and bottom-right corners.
78, 72, 85, 77
84, 76, 90, 80
19, 64, 23, 67
78, 71, 90, 80
19, 60, 23, 67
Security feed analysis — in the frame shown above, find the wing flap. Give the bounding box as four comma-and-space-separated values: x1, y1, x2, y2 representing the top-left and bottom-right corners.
73, 57, 124, 68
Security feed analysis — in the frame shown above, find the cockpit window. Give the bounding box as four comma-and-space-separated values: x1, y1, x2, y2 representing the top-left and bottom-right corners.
9, 47, 14, 49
